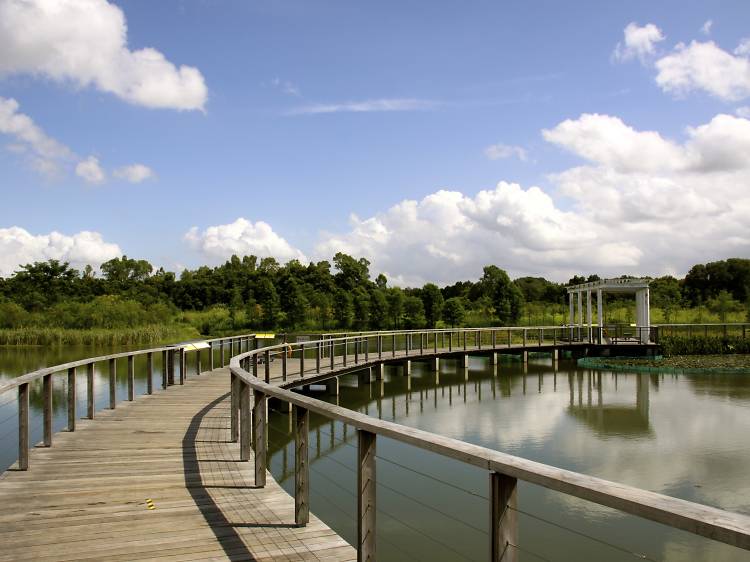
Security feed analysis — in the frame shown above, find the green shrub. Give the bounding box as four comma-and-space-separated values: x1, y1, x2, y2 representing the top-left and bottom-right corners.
659, 335, 750, 356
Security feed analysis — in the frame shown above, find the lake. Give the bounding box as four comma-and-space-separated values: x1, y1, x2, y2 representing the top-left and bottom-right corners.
1, 347, 748, 560
267, 356, 750, 561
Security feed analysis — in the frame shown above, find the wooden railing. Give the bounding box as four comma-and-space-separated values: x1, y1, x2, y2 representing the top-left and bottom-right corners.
0, 332, 262, 470
228, 328, 750, 561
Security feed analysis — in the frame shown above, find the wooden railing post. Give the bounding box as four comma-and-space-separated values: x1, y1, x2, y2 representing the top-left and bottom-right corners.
146, 353, 153, 395
67, 367, 76, 431
230, 372, 239, 443
253, 390, 267, 487
492, 329, 496, 348
316, 342, 322, 373
179, 348, 186, 385
240, 380, 251, 461
43, 374, 52, 446
220, 339, 225, 366
86, 363, 95, 419
168, 350, 176, 385
196, 349, 201, 376
209, 341, 214, 370
127, 355, 135, 401
358, 429, 376, 562
265, 349, 271, 383
365, 336, 369, 361
343, 339, 348, 367
300, 343, 305, 377
294, 405, 309, 526
161, 350, 168, 389
18, 383, 29, 470
392, 333, 396, 357
330, 340, 335, 370
109, 358, 116, 408
283, 347, 289, 381
491, 471, 518, 562
378, 335, 382, 360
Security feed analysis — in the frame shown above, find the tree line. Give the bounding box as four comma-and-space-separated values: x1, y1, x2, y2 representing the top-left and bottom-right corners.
0, 254, 748, 333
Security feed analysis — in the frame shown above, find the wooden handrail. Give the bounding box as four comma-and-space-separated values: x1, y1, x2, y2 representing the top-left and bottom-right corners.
229, 330, 750, 558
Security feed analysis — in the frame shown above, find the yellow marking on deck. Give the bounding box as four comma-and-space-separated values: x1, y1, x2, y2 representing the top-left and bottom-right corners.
145, 498, 156, 510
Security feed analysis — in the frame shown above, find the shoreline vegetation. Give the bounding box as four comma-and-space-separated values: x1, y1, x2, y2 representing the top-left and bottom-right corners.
0, 255, 748, 347
0, 325, 200, 347
580, 354, 750, 373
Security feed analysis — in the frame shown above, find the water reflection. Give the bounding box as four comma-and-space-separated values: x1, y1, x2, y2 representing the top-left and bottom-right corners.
267, 357, 750, 562
567, 372, 653, 437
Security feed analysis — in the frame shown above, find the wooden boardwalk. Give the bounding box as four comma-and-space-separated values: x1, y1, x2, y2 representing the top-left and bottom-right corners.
0, 368, 355, 561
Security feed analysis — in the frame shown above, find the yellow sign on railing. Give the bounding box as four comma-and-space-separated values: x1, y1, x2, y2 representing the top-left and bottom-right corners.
255, 333, 275, 339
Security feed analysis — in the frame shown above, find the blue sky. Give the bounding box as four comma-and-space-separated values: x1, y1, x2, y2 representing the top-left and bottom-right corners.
1, 0, 750, 284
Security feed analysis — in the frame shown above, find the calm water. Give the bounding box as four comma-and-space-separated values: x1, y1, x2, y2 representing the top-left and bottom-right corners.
2, 348, 749, 561
267, 357, 750, 562
0, 344, 181, 471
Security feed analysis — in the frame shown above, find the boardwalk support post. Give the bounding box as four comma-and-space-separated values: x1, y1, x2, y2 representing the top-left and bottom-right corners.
87, 363, 95, 418
253, 390, 267, 487
231, 372, 239, 443
127, 355, 134, 401
240, 381, 251, 461
146, 352, 153, 395
43, 374, 53, 446
491, 471, 518, 562
294, 405, 310, 527
358, 429, 376, 562
109, 358, 117, 408
67, 366, 76, 431
18, 383, 29, 471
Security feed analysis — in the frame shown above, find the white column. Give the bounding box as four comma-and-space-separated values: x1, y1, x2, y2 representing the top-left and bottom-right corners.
586, 290, 592, 342
577, 291, 583, 341
568, 292, 574, 325
597, 289, 603, 343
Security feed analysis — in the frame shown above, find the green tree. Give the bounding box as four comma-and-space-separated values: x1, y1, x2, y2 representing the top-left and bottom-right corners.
369, 289, 388, 329
421, 283, 444, 328
386, 288, 405, 328
333, 289, 353, 328
480, 266, 524, 325
442, 297, 466, 327
403, 296, 425, 328
707, 290, 743, 322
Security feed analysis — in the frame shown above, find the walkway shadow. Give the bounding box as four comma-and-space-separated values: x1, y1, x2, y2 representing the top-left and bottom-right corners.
181, 392, 261, 561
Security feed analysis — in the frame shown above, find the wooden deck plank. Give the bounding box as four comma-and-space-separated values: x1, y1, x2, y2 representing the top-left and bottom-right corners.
0, 367, 355, 561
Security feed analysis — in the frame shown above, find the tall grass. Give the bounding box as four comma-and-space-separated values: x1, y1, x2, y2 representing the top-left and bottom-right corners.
0, 324, 200, 346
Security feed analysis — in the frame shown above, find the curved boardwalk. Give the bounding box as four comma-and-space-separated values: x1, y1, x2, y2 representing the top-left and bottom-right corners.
0, 367, 355, 561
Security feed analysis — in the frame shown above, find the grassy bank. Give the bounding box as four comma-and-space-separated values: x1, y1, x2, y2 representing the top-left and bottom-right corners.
582, 355, 750, 371
0, 324, 201, 346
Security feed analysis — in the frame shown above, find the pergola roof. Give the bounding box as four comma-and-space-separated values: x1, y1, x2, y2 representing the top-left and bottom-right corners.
566, 278, 650, 294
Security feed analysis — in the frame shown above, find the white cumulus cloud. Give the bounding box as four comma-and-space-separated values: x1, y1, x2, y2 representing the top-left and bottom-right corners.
0, 227, 122, 277
613, 22, 665, 63
484, 143, 527, 161
0, 0, 207, 111
185, 218, 308, 264
114, 163, 154, 183
75, 156, 106, 184
312, 112, 750, 284
0, 96, 74, 176
654, 40, 750, 101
